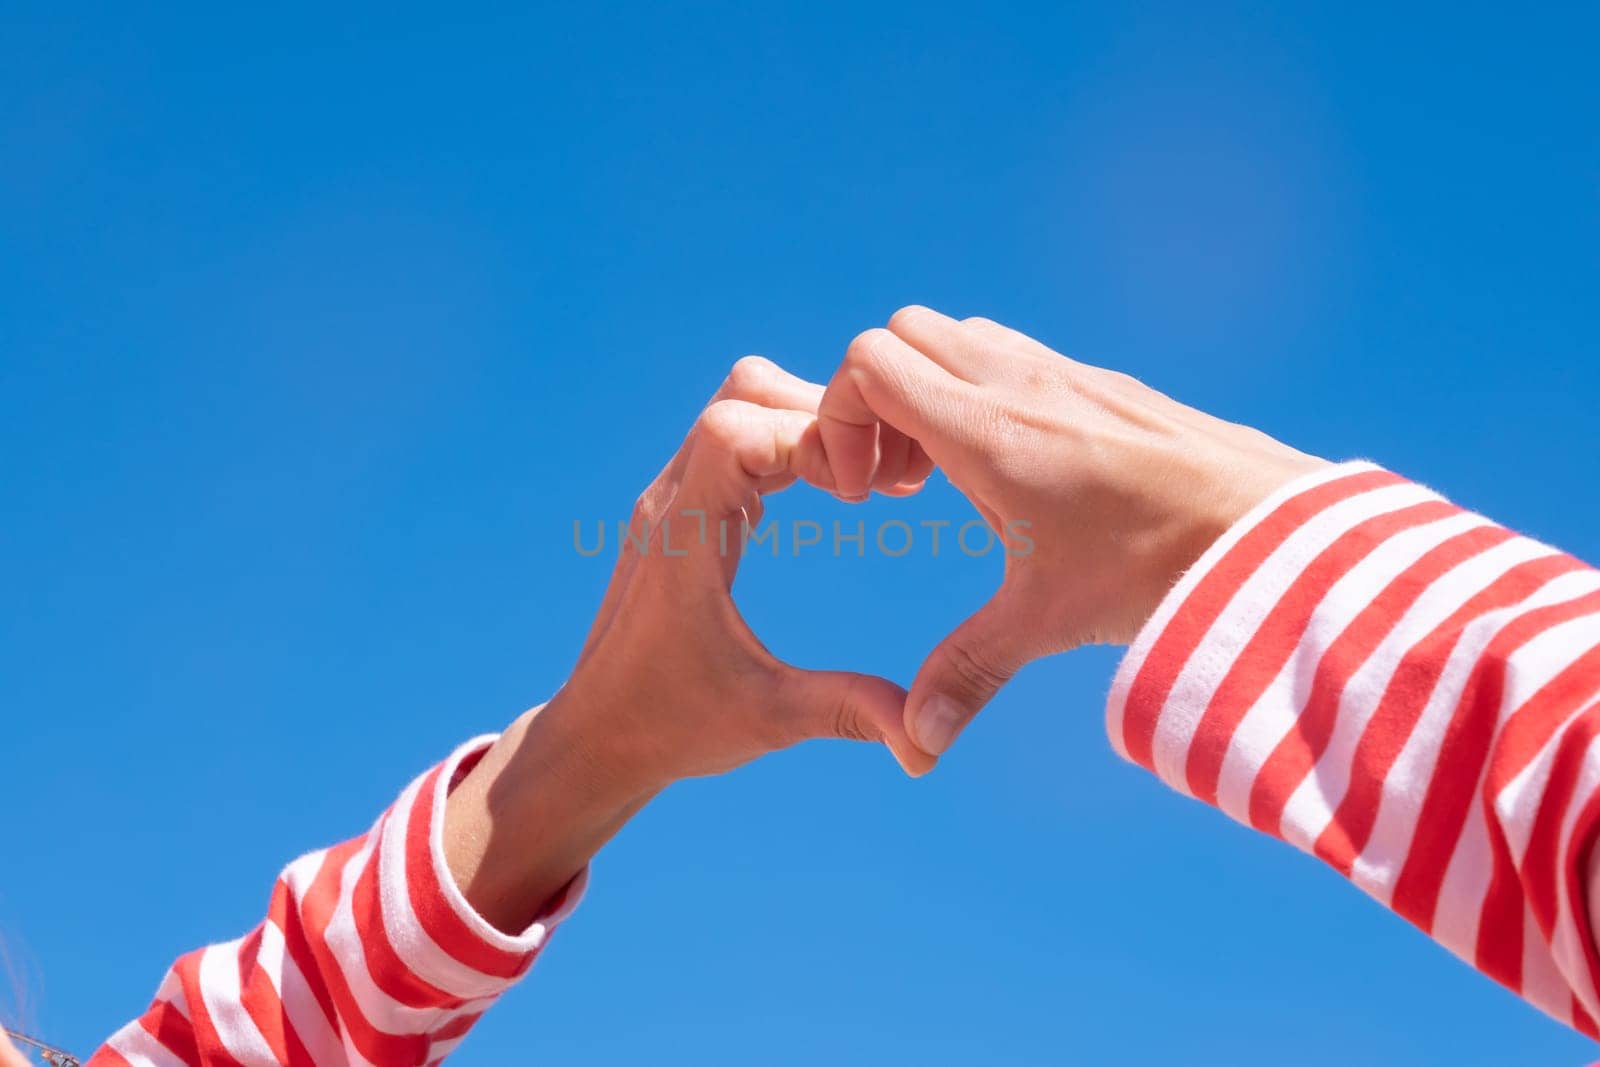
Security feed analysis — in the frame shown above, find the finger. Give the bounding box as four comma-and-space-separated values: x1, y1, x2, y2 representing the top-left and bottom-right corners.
960, 317, 1159, 413
886, 305, 1020, 383
589, 370, 830, 655
651, 357, 825, 502
818, 326, 971, 500
958, 314, 1055, 354
960, 314, 1091, 368
753, 470, 799, 496
905, 596, 1031, 757
675, 400, 831, 583
875, 440, 936, 497
902, 439, 936, 487
689, 400, 816, 491
873, 423, 914, 492
782, 667, 938, 777
713, 354, 825, 413
711, 358, 845, 495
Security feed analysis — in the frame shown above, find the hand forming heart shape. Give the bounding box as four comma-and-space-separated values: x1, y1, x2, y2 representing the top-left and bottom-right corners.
544, 309, 1324, 798
555, 355, 940, 793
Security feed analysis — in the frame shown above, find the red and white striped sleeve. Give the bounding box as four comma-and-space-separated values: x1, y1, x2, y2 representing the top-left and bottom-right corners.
1108, 460, 1600, 1036
86, 736, 587, 1067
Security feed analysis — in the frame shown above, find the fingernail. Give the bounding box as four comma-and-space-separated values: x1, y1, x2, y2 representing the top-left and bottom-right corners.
913, 694, 963, 756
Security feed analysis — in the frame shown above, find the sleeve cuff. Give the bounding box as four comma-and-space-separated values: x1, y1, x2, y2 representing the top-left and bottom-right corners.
1106, 460, 1445, 816
377, 734, 590, 1001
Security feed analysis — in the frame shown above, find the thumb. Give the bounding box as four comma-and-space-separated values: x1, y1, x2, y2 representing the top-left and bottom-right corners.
783, 667, 939, 778
907, 598, 1028, 757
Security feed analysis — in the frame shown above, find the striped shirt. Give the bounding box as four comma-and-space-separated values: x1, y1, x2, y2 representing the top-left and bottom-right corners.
1111, 461, 1600, 1036
87, 740, 586, 1067
90, 461, 1600, 1063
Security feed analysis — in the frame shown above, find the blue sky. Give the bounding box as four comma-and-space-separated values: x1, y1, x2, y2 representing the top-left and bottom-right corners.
3, 3, 1598, 1063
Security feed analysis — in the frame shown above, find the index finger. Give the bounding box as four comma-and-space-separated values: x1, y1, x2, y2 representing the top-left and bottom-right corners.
817, 326, 969, 500
673, 400, 835, 586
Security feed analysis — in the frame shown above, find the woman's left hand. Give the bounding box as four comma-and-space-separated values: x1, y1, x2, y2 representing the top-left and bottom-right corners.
559, 355, 936, 790
445, 356, 932, 932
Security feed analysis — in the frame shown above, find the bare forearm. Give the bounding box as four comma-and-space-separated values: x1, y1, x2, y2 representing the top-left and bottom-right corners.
442, 690, 658, 934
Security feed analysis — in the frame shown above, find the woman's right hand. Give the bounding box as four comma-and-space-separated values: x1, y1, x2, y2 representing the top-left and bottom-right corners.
818, 306, 1329, 757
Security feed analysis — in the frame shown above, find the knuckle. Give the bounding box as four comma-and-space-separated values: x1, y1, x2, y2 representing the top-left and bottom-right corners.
696, 398, 747, 445
726, 354, 773, 394
943, 637, 1013, 699
888, 304, 929, 332
845, 328, 892, 370
827, 674, 876, 743
831, 702, 874, 743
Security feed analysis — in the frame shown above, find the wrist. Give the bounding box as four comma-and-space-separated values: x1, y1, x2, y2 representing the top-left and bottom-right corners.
443, 691, 659, 933
538, 670, 678, 801
1191, 438, 1331, 561
1121, 436, 1329, 641
522, 695, 646, 804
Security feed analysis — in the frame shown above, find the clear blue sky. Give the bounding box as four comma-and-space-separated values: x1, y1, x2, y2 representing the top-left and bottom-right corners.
4, 3, 1598, 1063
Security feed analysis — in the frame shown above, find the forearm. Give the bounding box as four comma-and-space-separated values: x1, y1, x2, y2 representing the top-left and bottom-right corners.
443, 693, 657, 933
87, 350, 924, 1067
1110, 461, 1600, 1035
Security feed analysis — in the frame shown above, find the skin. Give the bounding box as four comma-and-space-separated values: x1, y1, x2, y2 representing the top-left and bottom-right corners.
443, 357, 934, 932
816, 306, 1329, 756
3, 312, 1585, 1052
440, 317, 1328, 932
817, 307, 1600, 976
0, 1032, 25, 1067
29, 311, 1600, 1035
